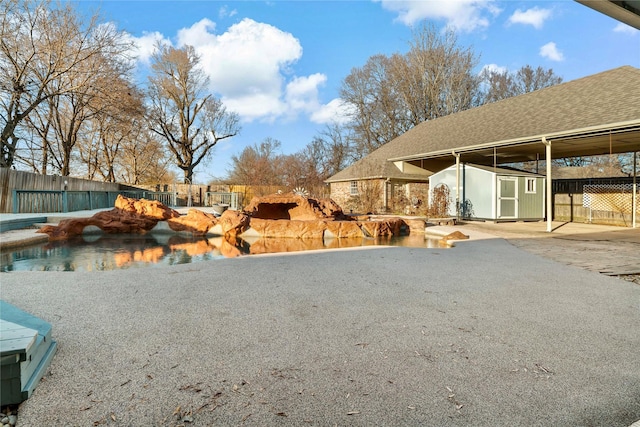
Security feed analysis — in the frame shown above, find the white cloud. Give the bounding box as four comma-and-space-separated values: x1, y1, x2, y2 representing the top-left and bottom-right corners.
218, 5, 237, 19
613, 22, 639, 35
376, 0, 500, 32
310, 98, 354, 125
507, 7, 552, 29
481, 64, 507, 73
539, 42, 564, 61
176, 18, 218, 48
480, 63, 507, 75
141, 17, 335, 124
284, 74, 326, 116
126, 30, 171, 64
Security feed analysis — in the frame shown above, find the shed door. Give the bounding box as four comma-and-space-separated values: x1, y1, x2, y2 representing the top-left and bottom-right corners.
498, 177, 518, 218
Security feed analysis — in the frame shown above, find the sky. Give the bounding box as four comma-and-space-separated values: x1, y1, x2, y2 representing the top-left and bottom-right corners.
74, 0, 640, 182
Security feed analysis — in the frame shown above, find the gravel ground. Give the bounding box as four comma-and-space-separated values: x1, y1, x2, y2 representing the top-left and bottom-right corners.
1, 234, 639, 426
455, 222, 640, 286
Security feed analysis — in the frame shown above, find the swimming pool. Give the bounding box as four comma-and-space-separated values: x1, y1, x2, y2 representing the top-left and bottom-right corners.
0, 233, 449, 272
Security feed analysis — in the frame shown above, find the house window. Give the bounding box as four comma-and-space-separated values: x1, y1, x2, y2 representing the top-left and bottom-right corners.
350, 181, 359, 196
525, 177, 536, 194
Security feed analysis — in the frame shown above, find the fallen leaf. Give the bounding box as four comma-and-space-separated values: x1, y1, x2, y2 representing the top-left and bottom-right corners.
536, 364, 552, 373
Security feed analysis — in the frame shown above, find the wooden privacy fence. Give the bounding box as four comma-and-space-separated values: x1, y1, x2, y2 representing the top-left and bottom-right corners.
552, 177, 638, 226
10, 190, 175, 214
1, 168, 121, 213
1, 169, 245, 213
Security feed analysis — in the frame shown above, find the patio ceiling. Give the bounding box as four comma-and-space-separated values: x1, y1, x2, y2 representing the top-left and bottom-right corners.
575, 0, 640, 30
399, 121, 640, 172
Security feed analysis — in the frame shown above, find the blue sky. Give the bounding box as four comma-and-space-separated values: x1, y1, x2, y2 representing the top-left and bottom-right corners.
75, 0, 640, 182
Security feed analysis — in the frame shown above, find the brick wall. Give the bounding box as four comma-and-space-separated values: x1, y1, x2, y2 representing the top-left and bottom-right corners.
330, 179, 431, 215
329, 181, 354, 209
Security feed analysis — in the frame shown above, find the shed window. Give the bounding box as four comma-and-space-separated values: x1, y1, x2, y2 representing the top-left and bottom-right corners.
525, 178, 536, 194
350, 181, 359, 195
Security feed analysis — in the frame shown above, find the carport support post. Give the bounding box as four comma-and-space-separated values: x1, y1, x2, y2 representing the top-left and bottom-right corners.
453, 151, 460, 219
542, 137, 552, 232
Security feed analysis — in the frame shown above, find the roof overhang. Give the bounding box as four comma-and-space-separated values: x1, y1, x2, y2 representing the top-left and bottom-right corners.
388, 120, 640, 171
324, 173, 432, 184
575, 0, 640, 30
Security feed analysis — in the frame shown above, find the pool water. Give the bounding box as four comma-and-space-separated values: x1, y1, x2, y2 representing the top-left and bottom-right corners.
0, 233, 449, 272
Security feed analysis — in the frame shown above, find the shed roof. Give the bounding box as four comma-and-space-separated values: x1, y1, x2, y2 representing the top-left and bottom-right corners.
435, 163, 545, 178
327, 66, 640, 183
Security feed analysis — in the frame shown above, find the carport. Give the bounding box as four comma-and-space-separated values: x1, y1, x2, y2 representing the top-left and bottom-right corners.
387, 66, 640, 231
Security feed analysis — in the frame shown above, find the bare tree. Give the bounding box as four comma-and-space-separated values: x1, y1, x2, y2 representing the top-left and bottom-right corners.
340, 23, 480, 158
227, 138, 283, 187
147, 44, 240, 184
480, 65, 562, 103
393, 23, 481, 123
119, 128, 176, 185
552, 154, 633, 177
341, 54, 405, 156
305, 123, 354, 179
0, 0, 130, 169
79, 82, 146, 182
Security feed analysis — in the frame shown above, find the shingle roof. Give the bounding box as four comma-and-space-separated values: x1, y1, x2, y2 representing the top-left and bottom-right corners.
326, 66, 640, 183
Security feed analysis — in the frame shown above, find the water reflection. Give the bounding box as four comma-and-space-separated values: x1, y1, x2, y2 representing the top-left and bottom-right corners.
0, 233, 448, 272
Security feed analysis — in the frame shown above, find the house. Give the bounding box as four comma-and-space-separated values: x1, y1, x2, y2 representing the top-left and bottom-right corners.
324, 147, 431, 214
326, 66, 640, 228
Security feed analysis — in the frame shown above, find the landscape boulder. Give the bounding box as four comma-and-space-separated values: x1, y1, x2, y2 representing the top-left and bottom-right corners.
243, 193, 349, 221
167, 209, 217, 235
37, 193, 414, 245
38, 195, 181, 240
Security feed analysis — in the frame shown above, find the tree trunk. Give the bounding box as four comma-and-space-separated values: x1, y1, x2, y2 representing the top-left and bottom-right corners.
184, 168, 193, 184
0, 124, 18, 168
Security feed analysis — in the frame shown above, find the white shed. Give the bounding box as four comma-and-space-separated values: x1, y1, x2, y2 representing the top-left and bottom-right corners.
428, 164, 546, 221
